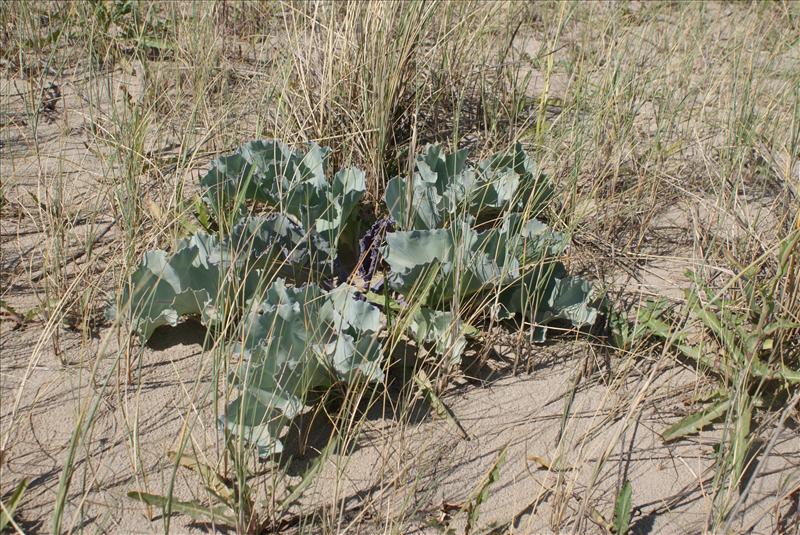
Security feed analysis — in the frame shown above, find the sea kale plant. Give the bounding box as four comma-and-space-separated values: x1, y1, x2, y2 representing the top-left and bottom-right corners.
383, 144, 596, 350
112, 140, 598, 457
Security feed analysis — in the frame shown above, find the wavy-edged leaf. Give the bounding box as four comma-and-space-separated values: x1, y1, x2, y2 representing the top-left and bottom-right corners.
473, 142, 553, 216
383, 217, 499, 305
407, 307, 467, 366
113, 139, 599, 465
382, 205, 595, 341
498, 265, 597, 341
111, 232, 227, 341
224, 280, 384, 457
200, 140, 364, 263
383, 227, 460, 303
318, 284, 385, 382
385, 143, 552, 231
385, 145, 472, 231
538, 275, 598, 327
200, 140, 318, 218
230, 213, 317, 268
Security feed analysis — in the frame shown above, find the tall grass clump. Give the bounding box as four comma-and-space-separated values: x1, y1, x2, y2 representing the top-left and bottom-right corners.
1, 1, 799, 534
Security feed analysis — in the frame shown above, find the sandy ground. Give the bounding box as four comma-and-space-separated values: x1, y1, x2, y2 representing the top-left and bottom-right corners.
3, 319, 798, 534
2, 4, 799, 533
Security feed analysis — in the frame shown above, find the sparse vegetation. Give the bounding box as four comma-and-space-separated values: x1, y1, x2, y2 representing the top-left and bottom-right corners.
1, 1, 799, 534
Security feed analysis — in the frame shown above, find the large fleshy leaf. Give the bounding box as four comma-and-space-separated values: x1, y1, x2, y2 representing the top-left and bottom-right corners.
113, 139, 599, 464
385, 143, 552, 231
200, 140, 324, 217
382, 226, 460, 302
200, 140, 364, 264
498, 263, 597, 341
113, 217, 319, 342
385, 145, 473, 230
382, 213, 567, 307
315, 167, 366, 258
382, 143, 593, 342
318, 284, 384, 382
224, 280, 383, 456
472, 142, 553, 216
407, 307, 467, 366
112, 232, 228, 341
229, 214, 330, 280
539, 276, 597, 327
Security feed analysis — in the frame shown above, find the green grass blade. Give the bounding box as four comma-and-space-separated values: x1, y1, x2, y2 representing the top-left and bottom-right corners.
274, 434, 340, 519
773, 364, 800, 383
0, 478, 29, 532
612, 480, 633, 534
127, 491, 237, 527
414, 369, 469, 440
731, 396, 752, 492
662, 397, 732, 443
364, 290, 480, 338
464, 443, 508, 534
688, 294, 746, 365
167, 451, 234, 504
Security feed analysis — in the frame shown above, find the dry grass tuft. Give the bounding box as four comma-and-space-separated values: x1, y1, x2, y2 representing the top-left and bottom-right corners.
1, 1, 799, 533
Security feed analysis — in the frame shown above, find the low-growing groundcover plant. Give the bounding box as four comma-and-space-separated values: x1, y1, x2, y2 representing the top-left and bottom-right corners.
616, 238, 800, 527
111, 139, 599, 528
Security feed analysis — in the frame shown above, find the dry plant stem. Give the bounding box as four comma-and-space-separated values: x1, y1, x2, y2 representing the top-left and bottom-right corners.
0, 260, 95, 453
2, 2, 799, 533
28, 216, 118, 283
722, 390, 800, 532
567, 352, 670, 535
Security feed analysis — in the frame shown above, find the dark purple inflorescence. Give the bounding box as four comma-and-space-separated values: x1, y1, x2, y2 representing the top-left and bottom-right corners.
357, 217, 395, 288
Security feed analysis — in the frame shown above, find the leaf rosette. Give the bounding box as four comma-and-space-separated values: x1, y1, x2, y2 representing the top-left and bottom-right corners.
112, 139, 599, 457
223, 280, 384, 456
